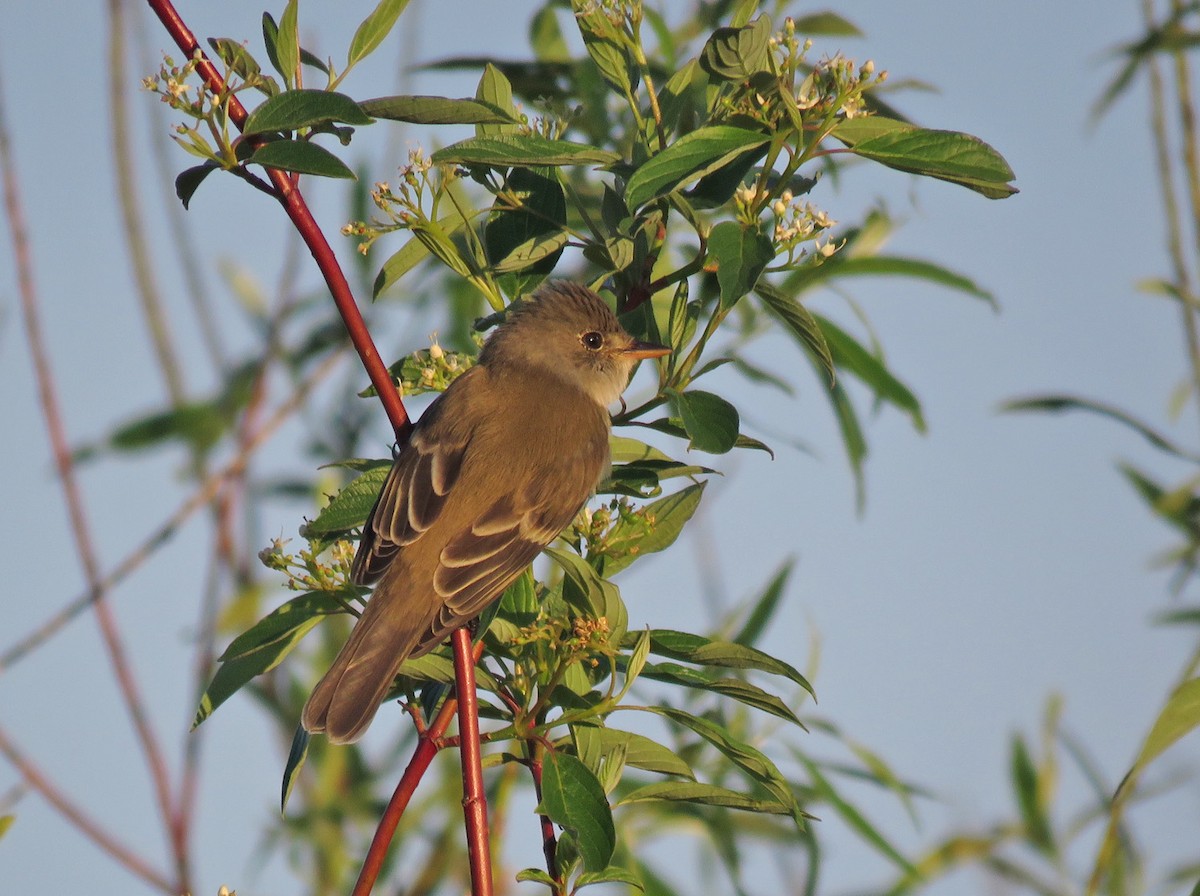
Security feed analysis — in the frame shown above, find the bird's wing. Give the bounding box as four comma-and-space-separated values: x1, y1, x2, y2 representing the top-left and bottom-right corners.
350, 369, 479, 585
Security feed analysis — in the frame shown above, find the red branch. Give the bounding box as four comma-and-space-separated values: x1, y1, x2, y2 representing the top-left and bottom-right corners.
453, 627, 495, 896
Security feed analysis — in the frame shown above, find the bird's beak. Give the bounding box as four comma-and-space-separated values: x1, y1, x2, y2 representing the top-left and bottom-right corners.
622, 339, 671, 360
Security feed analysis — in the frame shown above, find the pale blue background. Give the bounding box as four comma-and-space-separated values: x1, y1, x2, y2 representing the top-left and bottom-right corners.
2, 1, 1196, 893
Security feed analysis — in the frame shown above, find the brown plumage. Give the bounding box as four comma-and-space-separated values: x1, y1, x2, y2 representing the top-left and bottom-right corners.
302, 282, 669, 743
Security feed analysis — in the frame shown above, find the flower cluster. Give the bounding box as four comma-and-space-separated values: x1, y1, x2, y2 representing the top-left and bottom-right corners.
572, 497, 654, 565
389, 336, 475, 397
342, 147, 460, 256
258, 536, 355, 593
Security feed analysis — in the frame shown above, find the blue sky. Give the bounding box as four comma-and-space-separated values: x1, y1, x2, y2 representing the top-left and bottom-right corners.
2, 1, 1196, 893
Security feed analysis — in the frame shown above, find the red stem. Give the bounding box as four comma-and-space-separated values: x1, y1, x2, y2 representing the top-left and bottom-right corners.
454, 627, 495, 896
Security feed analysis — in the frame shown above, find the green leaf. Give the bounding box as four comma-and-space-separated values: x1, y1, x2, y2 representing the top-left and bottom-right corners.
516, 868, 558, 887
0, 815, 13, 841
797, 754, 917, 876
261, 13, 283, 81
108, 402, 228, 456
358, 94, 514, 125
348, 0, 411, 69
792, 11, 863, 36
207, 37, 263, 81
675, 390, 740, 454
826, 377, 867, 509
734, 560, 793, 647
576, 868, 644, 891
709, 221, 774, 309
574, 725, 695, 779
637, 629, 814, 695
699, 15, 772, 81
637, 706, 806, 827
1010, 734, 1055, 854
249, 140, 356, 179
537, 752, 615, 872
372, 213, 467, 298
756, 281, 834, 384
305, 464, 390, 534
574, 0, 637, 94
243, 90, 372, 134
274, 0, 300, 87
175, 162, 220, 210
600, 483, 706, 575
1001, 395, 1200, 463
834, 117, 1017, 199
635, 661, 804, 727
1120, 677, 1200, 795
196, 592, 342, 727
432, 135, 619, 167
625, 126, 770, 211
783, 254, 996, 307
486, 167, 567, 296
475, 63, 518, 137
280, 726, 309, 812
617, 781, 791, 814
816, 315, 925, 431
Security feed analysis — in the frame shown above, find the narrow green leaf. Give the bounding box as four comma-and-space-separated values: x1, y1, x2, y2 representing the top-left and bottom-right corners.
575, 726, 695, 779
244, 90, 372, 135
624, 126, 770, 211
372, 213, 467, 297
600, 483, 706, 574
1001, 394, 1200, 463
348, 0, 411, 68
516, 868, 558, 887
635, 661, 804, 727
537, 752, 615, 872
433, 135, 618, 167
1120, 677, 1200, 797
261, 13, 283, 81
207, 37, 263, 81
280, 726, 309, 812
1010, 734, 1055, 853
0, 815, 13, 840
617, 781, 791, 814
275, 0, 300, 87
576, 868, 644, 891
358, 94, 514, 125
783, 254, 996, 307
675, 390, 740, 454
816, 315, 925, 431
792, 11, 863, 36
250, 140, 356, 179
798, 755, 917, 876
175, 162, 220, 210
709, 221, 774, 309
756, 281, 834, 384
826, 377, 867, 509
219, 591, 346, 663
638, 629, 814, 695
735, 560, 793, 647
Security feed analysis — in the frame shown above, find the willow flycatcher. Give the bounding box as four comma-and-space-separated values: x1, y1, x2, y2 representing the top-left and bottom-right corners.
302, 281, 669, 743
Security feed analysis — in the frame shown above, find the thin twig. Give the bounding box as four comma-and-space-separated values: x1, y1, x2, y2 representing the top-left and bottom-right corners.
0, 348, 346, 674
0, 725, 175, 894
111, 0, 186, 408
0, 50, 184, 894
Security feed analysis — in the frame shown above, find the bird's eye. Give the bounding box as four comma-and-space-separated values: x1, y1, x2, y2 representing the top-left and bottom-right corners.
581, 331, 604, 351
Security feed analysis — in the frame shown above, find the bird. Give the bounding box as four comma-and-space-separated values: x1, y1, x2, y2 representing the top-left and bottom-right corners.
302, 281, 670, 743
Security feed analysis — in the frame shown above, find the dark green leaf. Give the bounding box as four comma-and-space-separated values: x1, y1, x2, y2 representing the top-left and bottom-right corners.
432, 135, 619, 167
1010, 734, 1055, 854
358, 94, 515, 125
305, 464, 390, 534
109, 402, 227, 456
175, 163, 220, 209
709, 221, 774, 309
249, 140, 356, 179
624, 126, 770, 210
637, 629, 814, 695
834, 118, 1017, 199
618, 781, 791, 814
576, 868, 644, 891
734, 560, 793, 647
699, 15, 772, 81
243, 90, 372, 134
635, 661, 804, 727
1001, 395, 1200, 463
196, 592, 342, 726
792, 11, 863, 36
756, 281, 834, 384
486, 167, 566, 296
798, 754, 917, 875
816, 315, 925, 431
545, 546, 627, 642
261, 13, 283, 81
783, 254, 996, 307
348, 0, 411, 68
675, 390, 740, 454
280, 726, 309, 812
537, 752, 615, 872
826, 378, 867, 510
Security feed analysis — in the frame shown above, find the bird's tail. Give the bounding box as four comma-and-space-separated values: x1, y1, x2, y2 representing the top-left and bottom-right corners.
301, 587, 428, 744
